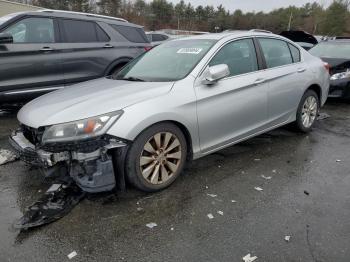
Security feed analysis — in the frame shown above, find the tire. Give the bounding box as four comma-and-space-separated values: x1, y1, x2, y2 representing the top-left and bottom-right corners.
125, 123, 187, 192
295, 90, 320, 132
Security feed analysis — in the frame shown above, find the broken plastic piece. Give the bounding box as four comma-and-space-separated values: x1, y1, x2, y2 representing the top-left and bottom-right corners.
317, 112, 330, 120
254, 187, 263, 191
0, 149, 18, 165
261, 175, 272, 180
13, 183, 85, 229
68, 251, 77, 259
336, 159, 342, 162
285, 235, 291, 242
207, 213, 214, 219
146, 222, 157, 228
217, 210, 224, 215
231, 200, 237, 203
243, 253, 257, 262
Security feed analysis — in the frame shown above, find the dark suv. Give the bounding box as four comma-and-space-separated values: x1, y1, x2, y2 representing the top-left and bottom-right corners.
0, 10, 151, 105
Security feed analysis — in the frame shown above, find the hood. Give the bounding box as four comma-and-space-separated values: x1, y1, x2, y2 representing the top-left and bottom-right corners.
320, 57, 350, 75
280, 31, 318, 45
18, 78, 174, 128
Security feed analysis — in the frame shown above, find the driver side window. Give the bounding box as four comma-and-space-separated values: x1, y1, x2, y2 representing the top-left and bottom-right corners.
209, 38, 258, 77
4, 17, 55, 43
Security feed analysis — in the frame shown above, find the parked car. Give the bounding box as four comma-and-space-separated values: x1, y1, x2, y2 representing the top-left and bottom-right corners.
309, 39, 350, 99
146, 31, 173, 46
10, 30, 329, 193
0, 10, 151, 105
279, 30, 318, 50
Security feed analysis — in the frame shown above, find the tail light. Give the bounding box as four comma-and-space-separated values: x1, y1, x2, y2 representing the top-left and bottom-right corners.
324, 62, 330, 73
144, 46, 152, 51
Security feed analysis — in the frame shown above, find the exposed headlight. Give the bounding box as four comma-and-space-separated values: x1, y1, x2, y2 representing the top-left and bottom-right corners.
42, 111, 123, 143
330, 69, 350, 80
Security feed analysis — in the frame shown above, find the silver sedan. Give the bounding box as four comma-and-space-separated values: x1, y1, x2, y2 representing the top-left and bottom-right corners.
11, 30, 329, 192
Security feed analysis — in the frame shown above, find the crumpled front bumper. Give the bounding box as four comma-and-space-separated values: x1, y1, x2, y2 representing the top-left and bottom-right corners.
9, 129, 128, 193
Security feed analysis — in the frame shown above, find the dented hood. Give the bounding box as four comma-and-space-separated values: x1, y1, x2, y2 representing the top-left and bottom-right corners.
18, 78, 174, 128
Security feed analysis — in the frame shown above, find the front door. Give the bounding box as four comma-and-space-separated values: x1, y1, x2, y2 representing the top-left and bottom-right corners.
195, 38, 269, 154
0, 16, 63, 103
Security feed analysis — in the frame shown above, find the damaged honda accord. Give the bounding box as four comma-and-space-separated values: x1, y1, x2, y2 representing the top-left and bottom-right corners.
10, 31, 329, 193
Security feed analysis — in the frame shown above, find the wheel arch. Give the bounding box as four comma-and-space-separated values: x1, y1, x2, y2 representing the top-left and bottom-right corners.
104, 57, 133, 76
306, 84, 322, 104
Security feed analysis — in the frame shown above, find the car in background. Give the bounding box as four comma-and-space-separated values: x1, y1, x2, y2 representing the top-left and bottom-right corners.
280, 30, 318, 50
10, 30, 329, 193
309, 39, 350, 99
0, 10, 151, 106
146, 31, 173, 46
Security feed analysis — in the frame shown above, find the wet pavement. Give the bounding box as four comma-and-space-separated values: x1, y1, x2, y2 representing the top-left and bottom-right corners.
0, 101, 349, 262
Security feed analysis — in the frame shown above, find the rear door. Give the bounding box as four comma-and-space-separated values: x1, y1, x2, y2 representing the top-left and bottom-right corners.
0, 16, 63, 102
57, 18, 116, 85
195, 38, 269, 153
257, 37, 306, 125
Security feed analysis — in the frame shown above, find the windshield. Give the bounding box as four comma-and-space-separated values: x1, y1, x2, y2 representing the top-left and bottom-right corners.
309, 42, 350, 59
0, 13, 20, 27
116, 39, 217, 82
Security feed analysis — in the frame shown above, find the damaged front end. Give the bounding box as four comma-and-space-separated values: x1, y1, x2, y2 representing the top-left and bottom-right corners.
9, 124, 128, 193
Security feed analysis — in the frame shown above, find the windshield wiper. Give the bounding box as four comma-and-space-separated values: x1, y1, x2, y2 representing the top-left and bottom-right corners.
119, 76, 145, 82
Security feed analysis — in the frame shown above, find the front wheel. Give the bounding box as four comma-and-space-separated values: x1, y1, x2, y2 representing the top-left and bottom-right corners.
295, 90, 319, 132
125, 123, 187, 192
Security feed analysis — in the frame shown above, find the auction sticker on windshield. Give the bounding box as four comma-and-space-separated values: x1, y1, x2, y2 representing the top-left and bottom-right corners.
177, 48, 203, 54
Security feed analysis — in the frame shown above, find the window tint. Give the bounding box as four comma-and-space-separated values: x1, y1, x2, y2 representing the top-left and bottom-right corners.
61, 19, 106, 43
111, 25, 148, 43
4, 17, 55, 43
258, 38, 293, 68
209, 38, 258, 77
152, 34, 168, 42
289, 44, 301, 62
96, 24, 110, 42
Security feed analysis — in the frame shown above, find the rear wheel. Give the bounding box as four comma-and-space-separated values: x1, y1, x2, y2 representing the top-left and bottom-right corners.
295, 90, 319, 132
125, 123, 187, 192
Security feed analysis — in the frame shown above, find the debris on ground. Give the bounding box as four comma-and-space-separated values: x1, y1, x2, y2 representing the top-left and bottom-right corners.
336, 159, 342, 162
171, 227, 174, 231
254, 158, 261, 161
261, 175, 272, 180
13, 183, 85, 229
146, 222, 157, 229
272, 169, 277, 173
207, 213, 214, 219
67, 251, 77, 259
137, 207, 143, 211
217, 211, 224, 216
231, 200, 237, 203
317, 112, 330, 120
304, 190, 310, 196
0, 149, 18, 166
254, 187, 263, 191
207, 193, 217, 198
285, 235, 291, 242
243, 253, 258, 262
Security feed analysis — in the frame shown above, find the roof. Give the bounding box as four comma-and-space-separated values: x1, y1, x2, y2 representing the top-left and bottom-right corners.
177, 30, 276, 41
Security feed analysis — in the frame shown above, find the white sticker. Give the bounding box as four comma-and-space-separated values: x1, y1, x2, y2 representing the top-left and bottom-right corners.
177, 48, 203, 54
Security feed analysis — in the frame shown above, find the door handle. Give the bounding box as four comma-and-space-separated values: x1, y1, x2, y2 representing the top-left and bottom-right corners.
254, 78, 265, 85
103, 44, 114, 48
40, 47, 54, 51
297, 68, 306, 73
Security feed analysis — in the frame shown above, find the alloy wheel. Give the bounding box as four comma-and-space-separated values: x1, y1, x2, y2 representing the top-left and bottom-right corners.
139, 132, 182, 185
301, 96, 318, 128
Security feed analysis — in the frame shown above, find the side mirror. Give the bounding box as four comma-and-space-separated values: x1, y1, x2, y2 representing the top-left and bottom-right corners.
202, 64, 230, 85
0, 33, 13, 44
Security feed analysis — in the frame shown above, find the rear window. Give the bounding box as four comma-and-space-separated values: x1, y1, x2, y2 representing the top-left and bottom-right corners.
258, 38, 293, 68
111, 25, 148, 43
309, 42, 350, 59
60, 19, 109, 43
288, 44, 301, 62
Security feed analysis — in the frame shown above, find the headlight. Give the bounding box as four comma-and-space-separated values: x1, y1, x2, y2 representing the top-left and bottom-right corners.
330, 69, 350, 81
42, 111, 123, 143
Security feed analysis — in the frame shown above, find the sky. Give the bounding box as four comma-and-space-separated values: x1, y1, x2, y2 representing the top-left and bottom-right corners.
165, 0, 333, 12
